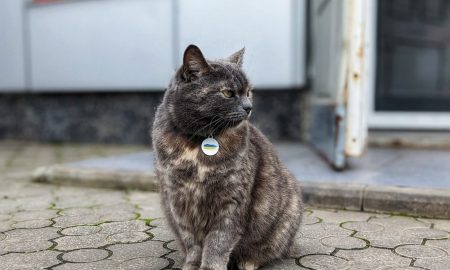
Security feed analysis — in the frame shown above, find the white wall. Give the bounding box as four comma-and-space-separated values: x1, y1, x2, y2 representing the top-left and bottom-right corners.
0, 0, 306, 92
178, 0, 306, 88
29, 0, 174, 91
0, 1, 26, 91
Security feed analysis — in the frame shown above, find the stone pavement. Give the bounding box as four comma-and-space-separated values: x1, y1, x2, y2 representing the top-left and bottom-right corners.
1, 141, 450, 269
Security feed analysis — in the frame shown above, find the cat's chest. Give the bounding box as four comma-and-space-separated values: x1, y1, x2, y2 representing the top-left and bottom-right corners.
164, 147, 211, 182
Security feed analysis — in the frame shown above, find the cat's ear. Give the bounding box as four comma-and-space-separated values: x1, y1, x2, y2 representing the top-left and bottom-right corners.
227, 47, 245, 67
182, 45, 211, 82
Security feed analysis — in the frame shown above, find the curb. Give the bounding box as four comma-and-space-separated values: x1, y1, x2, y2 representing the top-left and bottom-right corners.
33, 166, 450, 219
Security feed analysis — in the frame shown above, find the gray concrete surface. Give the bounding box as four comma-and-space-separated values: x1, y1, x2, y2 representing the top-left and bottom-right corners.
33, 143, 450, 218
1, 141, 450, 269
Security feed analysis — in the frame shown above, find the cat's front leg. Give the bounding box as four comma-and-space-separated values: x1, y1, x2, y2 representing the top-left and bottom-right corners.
180, 230, 202, 270
200, 222, 241, 270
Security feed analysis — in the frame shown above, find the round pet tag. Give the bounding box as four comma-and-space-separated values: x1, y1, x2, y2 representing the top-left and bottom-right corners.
201, 137, 219, 156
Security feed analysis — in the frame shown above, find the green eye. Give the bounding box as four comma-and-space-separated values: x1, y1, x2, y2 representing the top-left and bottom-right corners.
222, 90, 233, 98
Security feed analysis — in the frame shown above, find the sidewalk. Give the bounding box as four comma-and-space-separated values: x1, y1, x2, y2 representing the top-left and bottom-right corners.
1, 141, 450, 269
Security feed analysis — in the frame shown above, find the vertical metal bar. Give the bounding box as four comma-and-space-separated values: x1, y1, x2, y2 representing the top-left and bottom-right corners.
22, 0, 33, 92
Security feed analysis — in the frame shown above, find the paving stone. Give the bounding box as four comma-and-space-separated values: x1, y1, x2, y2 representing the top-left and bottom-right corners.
119, 256, 169, 270
0, 250, 60, 270
394, 244, 447, 259
55, 198, 97, 209
95, 203, 136, 214
414, 256, 450, 270
100, 220, 148, 234
290, 237, 334, 257
337, 247, 412, 270
402, 227, 449, 240
0, 214, 12, 221
107, 231, 150, 244
61, 208, 94, 216
320, 236, 367, 250
419, 218, 450, 232
264, 259, 304, 269
5, 227, 59, 242
12, 209, 58, 221
108, 241, 167, 261
342, 221, 385, 233
55, 233, 110, 251
302, 215, 321, 225
373, 266, 419, 270
354, 216, 428, 248
16, 196, 53, 211
99, 211, 136, 222
53, 214, 104, 228
310, 209, 381, 224
129, 191, 165, 219
150, 226, 177, 242
62, 248, 110, 263
53, 259, 120, 270
0, 200, 19, 214
0, 221, 13, 232
426, 239, 450, 253
300, 223, 352, 240
165, 242, 184, 269
12, 219, 53, 229
298, 254, 349, 270
4, 240, 53, 253
61, 225, 102, 236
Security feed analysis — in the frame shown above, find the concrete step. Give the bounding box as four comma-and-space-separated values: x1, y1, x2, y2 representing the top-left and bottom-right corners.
32, 143, 450, 218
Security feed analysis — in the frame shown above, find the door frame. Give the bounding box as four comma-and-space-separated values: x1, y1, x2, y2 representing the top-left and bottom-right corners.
366, 0, 450, 130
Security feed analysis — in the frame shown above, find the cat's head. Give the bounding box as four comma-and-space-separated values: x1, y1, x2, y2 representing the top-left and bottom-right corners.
165, 44, 252, 137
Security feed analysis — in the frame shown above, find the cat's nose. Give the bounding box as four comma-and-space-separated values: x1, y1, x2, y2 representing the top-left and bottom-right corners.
243, 105, 252, 115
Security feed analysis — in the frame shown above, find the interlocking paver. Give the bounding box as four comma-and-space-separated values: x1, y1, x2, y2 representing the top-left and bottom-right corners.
338, 247, 412, 270
12, 219, 53, 229
107, 231, 150, 243
0, 250, 60, 270
298, 254, 349, 270
55, 233, 110, 251
0, 221, 13, 232
12, 209, 58, 222
1, 142, 450, 270
62, 248, 110, 263
108, 241, 167, 261
61, 225, 102, 236
354, 216, 428, 248
120, 256, 169, 269
320, 235, 367, 250
395, 244, 447, 259
100, 220, 148, 234
5, 227, 59, 241
53, 259, 120, 270
2, 239, 53, 253
0, 214, 12, 221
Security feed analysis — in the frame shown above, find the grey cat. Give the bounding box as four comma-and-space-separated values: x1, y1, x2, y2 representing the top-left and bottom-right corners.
152, 45, 303, 270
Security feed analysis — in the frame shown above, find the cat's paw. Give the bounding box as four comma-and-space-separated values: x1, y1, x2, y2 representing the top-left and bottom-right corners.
237, 261, 259, 270
183, 262, 200, 270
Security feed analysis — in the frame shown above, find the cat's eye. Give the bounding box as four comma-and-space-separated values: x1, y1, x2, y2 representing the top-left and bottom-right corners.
222, 90, 234, 98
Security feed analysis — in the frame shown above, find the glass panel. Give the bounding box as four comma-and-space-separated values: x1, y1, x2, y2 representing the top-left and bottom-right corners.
376, 0, 450, 112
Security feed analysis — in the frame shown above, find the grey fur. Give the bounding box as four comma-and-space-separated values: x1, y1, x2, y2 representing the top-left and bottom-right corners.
152, 45, 303, 270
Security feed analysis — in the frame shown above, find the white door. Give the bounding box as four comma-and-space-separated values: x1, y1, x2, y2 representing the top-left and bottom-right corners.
308, 0, 371, 169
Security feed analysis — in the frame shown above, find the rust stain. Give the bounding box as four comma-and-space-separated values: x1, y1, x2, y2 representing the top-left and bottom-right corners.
357, 45, 364, 59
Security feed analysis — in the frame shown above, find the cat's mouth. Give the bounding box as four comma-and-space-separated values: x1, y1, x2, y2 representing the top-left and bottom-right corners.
225, 112, 248, 126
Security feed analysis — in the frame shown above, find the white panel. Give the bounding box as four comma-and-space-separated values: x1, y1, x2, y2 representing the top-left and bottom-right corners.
178, 0, 306, 88
0, 1, 26, 91
29, 0, 174, 91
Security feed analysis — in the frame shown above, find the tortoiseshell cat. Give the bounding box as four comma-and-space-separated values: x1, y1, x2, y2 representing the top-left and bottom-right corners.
152, 45, 303, 270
